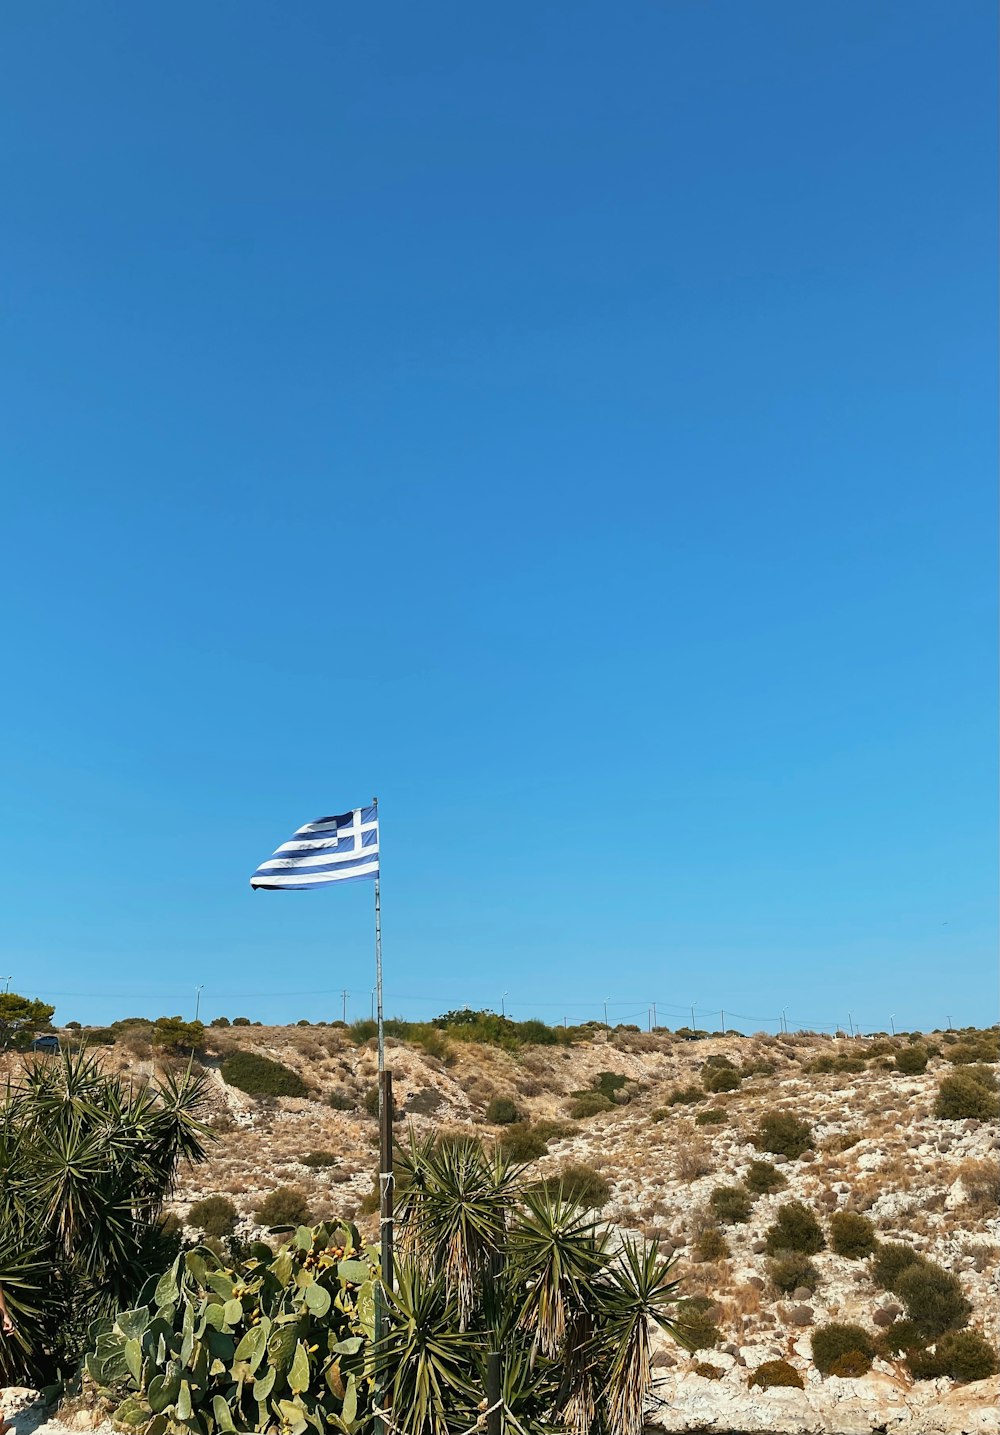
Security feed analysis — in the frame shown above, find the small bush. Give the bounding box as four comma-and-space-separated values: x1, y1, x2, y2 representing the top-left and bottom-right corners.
221, 1050, 308, 1098
709, 1186, 753, 1225
535, 1161, 611, 1209
532, 1118, 576, 1142
486, 1095, 521, 1125
811, 1323, 875, 1377
693, 1361, 724, 1380
875, 1318, 924, 1355
870, 1241, 925, 1292
935, 1329, 999, 1383
744, 1159, 786, 1195
945, 1033, 1000, 1065
677, 1296, 721, 1351
300, 1150, 338, 1168
894, 1045, 928, 1075
905, 1345, 946, 1380
569, 1091, 614, 1119
232, 1016, 251, 1026
896, 1260, 972, 1339
749, 1359, 804, 1390
254, 1185, 311, 1227
667, 1085, 703, 1105
328, 1086, 354, 1110
701, 1065, 741, 1093
695, 1226, 730, 1261
498, 1124, 549, 1160
187, 1195, 238, 1237
829, 1211, 876, 1259
767, 1251, 820, 1294
828, 1349, 873, 1377
764, 1202, 825, 1256
933, 1072, 1000, 1121
695, 1107, 727, 1126
753, 1111, 812, 1159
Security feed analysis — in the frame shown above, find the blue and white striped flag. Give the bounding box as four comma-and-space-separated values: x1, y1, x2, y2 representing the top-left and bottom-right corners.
250, 806, 379, 890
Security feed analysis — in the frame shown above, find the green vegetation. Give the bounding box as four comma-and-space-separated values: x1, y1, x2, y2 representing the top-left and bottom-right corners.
0, 1048, 208, 1382
676, 1295, 721, 1351
694, 1227, 729, 1261
701, 1064, 741, 1093
666, 1085, 703, 1105
347, 1008, 585, 1053
749, 1359, 804, 1390
875, 1318, 924, 1355
767, 1251, 819, 1294
187, 1196, 238, 1238
894, 1045, 929, 1074
254, 1185, 312, 1228
485, 1094, 521, 1124
221, 1049, 309, 1099
934, 1070, 999, 1121
870, 1241, 925, 1291
917, 1330, 998, 1383
764, 1201, 825, 1256
533, 1160, 611, 1209
811, 1323, 875, 1377
694, 1106, 727, 1126
327, 1086, 355, 1110
807, 1054, 865, 1075
943, 1029, 999, 1065
497, 1123, 549, 1160
753, 1111, 813, 1159
300, 1150, 338, 1168
151, 1016, 205, 1052
829, 1211, 876, 1259
709, 1186, 753, 1225
569, 1090, 615, 1119
895, 1260, 972, 1339
744, 1159, 786, 1194
0, 991, 55, 1048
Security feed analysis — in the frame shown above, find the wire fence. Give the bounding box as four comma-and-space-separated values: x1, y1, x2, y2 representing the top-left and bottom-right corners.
25, 983, 965, 1037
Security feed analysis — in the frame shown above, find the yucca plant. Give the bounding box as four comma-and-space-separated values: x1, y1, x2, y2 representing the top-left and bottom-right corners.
0, 1048, 209, 1382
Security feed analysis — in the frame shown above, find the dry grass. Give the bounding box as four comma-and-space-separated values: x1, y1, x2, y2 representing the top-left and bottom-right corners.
673, 1138, 715, 1182
955, 1158, 1000, 1217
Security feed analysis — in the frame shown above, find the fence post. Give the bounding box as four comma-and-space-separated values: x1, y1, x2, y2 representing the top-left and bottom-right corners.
487, 1350, 502, 1435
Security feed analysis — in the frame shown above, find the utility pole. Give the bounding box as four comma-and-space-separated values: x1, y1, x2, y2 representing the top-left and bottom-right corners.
652, 1000, 657, 1030
780, 1008, 786, 1034
690, 1001, 697, 1031
721, 1008, 726, 1036
1, 977, 10, 994
603, 996, 610, 1029
889, 1014, 895, 1036
946, 1015, 953, 1031
195, 985, 204, 1022
847, 1013, 854, 1038
501, 991, 508, 1019
341, 989, 349, 1024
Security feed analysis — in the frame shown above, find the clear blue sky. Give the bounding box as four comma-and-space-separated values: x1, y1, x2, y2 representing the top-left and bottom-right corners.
1, 2, 995, 1034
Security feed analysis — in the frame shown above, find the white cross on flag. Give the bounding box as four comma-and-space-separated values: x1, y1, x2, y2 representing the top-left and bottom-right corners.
250, 806, 379, 889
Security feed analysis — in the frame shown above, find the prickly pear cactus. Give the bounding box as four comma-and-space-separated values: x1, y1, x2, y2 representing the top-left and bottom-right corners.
85, 1222, 377, 1434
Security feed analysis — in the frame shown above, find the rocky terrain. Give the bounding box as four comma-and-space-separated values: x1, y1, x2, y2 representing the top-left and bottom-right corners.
4, 1021, 998, 1434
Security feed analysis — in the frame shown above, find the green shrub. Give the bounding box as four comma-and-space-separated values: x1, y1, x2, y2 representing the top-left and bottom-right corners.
535, 1161, 611, 1209
187, 1195, 238, 1238
498, 1124, 549, 1160
875, 1318, 924, 1355
935, 1329, 999, 1382
807, 1054, 865, 1075
486, 1095, 521, 1124
300, 1150, 338, 1168
569, 1091, 614, 1119
905, 1345, 946, 1380
676, 1296, 721, 1351
693, 1360, 725, 1379
86, 1027, 116, 1045
894, 1045, 928, 1075
363, 1085, 380, 1117
749, 1359, 804, 1390
744, 1159, 786, 1195
701, 1065, 741, 1093
254, 1185, 311, 1227
828, 1349, 873, 1377
870, 1241, 925, 1291
933, 1072, 999, 1121
221, 1050, 308, 1098
328, 1086, 354, 1110
764, 1202, 825, 1256
945, 1033, 999, 1064
767, 1251, 819, 1294
811, 1323, 875, 1376
896, 1260, 972, 1339
695, 1107, 727, 1126
209, 1016, 231, 1028
829, 1211, 876, 1259
531, 1118, 576, 1142
709, 1186, 753, 1225
753, 1111, 812, 1159
667, 1085, 703, 1105
694, 1226, 729, 1261
232, 1016, 251, 1026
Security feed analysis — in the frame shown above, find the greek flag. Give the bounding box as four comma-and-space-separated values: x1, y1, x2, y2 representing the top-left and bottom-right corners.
250, 806, 379, 890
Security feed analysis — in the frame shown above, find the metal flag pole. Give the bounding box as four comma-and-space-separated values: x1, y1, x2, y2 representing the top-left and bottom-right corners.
372, 797, 393, 1435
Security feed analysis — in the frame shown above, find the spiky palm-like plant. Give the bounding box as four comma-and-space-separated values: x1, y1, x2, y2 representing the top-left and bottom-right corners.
0, 1048, 209, 1382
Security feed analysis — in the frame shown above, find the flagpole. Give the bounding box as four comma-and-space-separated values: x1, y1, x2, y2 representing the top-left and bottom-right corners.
373, 797, 393, 1435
